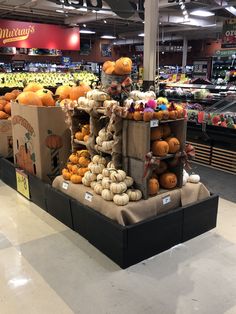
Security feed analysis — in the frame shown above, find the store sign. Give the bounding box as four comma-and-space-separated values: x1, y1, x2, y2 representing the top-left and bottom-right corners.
16, 169, 30, 199
215, 50, 236, 57
222, 19, 236, 48
0, 19, 80, 50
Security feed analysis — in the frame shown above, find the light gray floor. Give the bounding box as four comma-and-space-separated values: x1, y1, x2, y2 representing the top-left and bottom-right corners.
0, 179, 236, 314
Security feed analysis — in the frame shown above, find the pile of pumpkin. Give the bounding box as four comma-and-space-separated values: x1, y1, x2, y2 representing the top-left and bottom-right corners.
62, 150, 90, 184
0, 89, 21, 119
126, 97, 184, 122
11, 81, 91, 107
102, 57, 132, 76
74, 124, 90, 143
148, 163, 178, 196
151, 124, 181, 157
95, 127, 115, 154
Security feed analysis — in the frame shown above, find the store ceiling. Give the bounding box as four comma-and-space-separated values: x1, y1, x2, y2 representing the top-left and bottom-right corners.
0, 0, 236, 42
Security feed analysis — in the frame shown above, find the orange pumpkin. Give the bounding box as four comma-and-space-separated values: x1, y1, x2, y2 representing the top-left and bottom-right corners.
4, 102, 11, 115
45, 134, 63, 149
67, 163, 74, 172
162, 110, 169, 120
81, 124, 90, 136
11, 89, 22, 97
63, 171, 71, 181
153, 111, 163, 120
162, 124, 171, 138
4, 92, 15, 101
70, 174, 82, 184
105, 64, 115, 75
151, 126, 163, 141
166, 137, 180, 153
78, 167, 89, 177
103, 61, 115, 72
62, 168, 68, 175
16, 91, 43, 106
143, 111, 153, 122
69, 83, 91, 100
148, 178, 160, 196
55, 85, 71, 100
152, 140, 169, 157
169, 110, 178, 120
36, 89, 55, 107
75, 132, 84, 141
0, 111, 9, 119
159, 172, 177, 189
0, 99, 7, 107
127, 112, 134, 120
155, 160, 168, 175
133, 111, 143, 121
24, 82, 44, 92
79, 156, 90, 167
0, 104, 4, 111
71, 165, 79, 174
114, 57, 132, 75
83, 135, 89, 142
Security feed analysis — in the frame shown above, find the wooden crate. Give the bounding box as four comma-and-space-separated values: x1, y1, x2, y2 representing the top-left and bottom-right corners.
71, 108, 90, 152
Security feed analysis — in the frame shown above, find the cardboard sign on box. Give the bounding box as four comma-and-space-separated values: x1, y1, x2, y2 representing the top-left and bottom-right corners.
11, 102, 71, 183
0, 120, 13, 158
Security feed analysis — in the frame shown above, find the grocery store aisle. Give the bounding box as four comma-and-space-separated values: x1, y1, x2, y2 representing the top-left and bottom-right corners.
0, 180, 236, 314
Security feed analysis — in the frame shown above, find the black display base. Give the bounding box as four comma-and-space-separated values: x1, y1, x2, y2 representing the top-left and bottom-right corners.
0, 157, 219, 269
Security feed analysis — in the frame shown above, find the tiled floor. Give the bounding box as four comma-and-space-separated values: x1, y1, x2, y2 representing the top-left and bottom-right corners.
0, 179, 236, 314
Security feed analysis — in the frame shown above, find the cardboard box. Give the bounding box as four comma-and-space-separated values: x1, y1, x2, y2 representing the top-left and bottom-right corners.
11, 102, 71, 183
0, 120, 13, 158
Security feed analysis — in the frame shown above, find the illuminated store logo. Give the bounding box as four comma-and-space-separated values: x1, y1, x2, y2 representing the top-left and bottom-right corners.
0, 25, 35, 44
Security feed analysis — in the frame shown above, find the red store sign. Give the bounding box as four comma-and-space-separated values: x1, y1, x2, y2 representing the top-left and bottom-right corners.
0, 19, 80, 50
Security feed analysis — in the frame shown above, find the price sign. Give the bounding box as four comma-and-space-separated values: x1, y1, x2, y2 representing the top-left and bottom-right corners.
150, 120, 159, 128
85, 191, 93, 202
62, 181, 69, 190
162, 195, 171, 205
16, 169, 30, 199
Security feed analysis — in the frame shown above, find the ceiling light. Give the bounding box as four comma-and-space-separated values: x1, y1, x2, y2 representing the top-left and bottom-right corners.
83, 24, 86, 27
80, 29, 96, 34
56, 9, 64, 13
202, 24, 217, 28
104, 20, 107, 23
101, 35, 116, 39
190, 10, 215, 17
138, 33, 144, 37
92, 10, 97, 13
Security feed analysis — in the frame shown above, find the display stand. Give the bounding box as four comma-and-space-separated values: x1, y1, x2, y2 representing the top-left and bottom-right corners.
0, 156, 219, 268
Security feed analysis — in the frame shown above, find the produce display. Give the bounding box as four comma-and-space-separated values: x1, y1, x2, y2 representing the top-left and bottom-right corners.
0, 71, 98, 88
0, 89, 21, 119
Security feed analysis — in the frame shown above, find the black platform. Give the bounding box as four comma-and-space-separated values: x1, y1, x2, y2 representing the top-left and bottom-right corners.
0, 157, 219, 268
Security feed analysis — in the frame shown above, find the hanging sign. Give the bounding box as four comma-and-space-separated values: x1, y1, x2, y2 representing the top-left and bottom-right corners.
0, 19, 80, 50
222, 19, 236, 48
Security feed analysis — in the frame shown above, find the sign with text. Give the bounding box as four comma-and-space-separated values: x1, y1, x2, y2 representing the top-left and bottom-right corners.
0, 19, 80, 50
222, 19, 236, 48
16, 169, 30, 199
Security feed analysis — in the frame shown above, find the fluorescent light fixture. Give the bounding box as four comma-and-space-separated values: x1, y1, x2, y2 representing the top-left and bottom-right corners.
80, 29, 96, 34
100, 35, 116, 39
190, 10, 215, 17
56, 9, 64, 13
226, 6, 236, 16
138, 33, 144, 37
77, 7, 87, 12
83, 24, 86, 27
202, 24, 217, 28
104, 20, 107, 23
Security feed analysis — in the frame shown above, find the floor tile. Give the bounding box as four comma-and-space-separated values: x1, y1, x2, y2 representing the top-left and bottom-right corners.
0, 233, 12, 250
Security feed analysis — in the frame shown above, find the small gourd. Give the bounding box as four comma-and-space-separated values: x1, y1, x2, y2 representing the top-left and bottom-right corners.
90, 181, 97, 189
102, 168, 111, 177
148, 178, 159, 196
70, 174, 82, 184
94, 183, 103, 195
97, 174, 103, 181
79, 157, 90, 167
101, 177, 111, 189
84, 171, 97, 182
96, 136, 103, 146
107, 161, 115, 169
127, 189, 142, 201
113, 193, 129, 206
90, 163, 105, 174
110, 170, 126, 182
159, 172, 177, 189
152, 140, 169, 157
62, 171, 71, 181
110, 182, 127, 194
102, 140, 114, 152
188, 174, 200, 183
166, 137, 180, 154
124, 176, 134, 188
92, 155, 107, 165
101, 189, 114, 201
82, 177, 91, 187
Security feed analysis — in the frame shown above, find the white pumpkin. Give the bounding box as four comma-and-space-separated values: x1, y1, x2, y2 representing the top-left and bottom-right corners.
107, 161, 115, 169
102, 168, 111, 177
96, 136, 103, 146
97, 174, 103, 181
183, 170, 189, 186
98, 128, 109, 141
127, 189, 142, 201
110, 170, 126, 182
101, 189, 114, 201
94, 183, 103, 195
90, 181, 97, 190
144, 91, 156, 100
92, 155, 107, 165
78, 97, 89, 107
110, 182, 127, 194
124, 176, 134, 188
90, 163, 105, 174
82, 177, 91, 187
113, 193, 129, 206
102, 140, 114, 152
188, 174, 200, 183
84, 171, 97, 182
101, 177, 111, 189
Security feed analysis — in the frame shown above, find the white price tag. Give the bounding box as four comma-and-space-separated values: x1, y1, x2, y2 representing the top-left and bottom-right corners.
62, 181, 69, 190
85, 191, 93, 202
162, 195, 171, 205
150, 120, 159, 128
